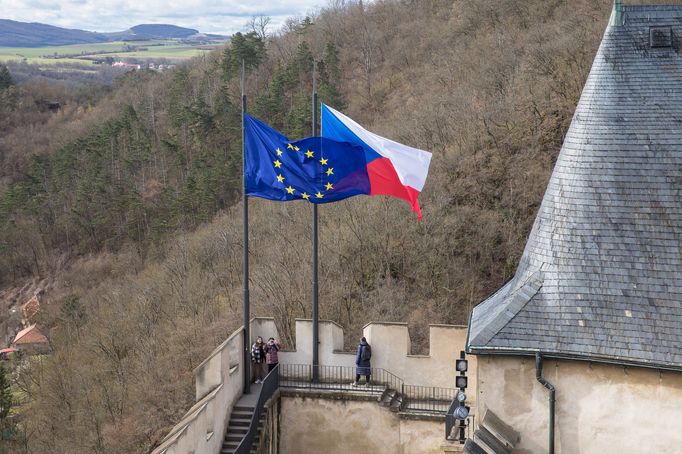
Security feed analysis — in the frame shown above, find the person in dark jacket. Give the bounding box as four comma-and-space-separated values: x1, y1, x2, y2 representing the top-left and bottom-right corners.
265, 337, 281, 372
352, 337, 371, 386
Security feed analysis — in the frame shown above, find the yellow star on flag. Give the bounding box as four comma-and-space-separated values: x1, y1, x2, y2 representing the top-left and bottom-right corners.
319, 157, 328, 165
274, 160, 282, 168
287, 144, 294, 150
276, 148, 283, 156
315, 192, 324, 199
326, 168, 334, 176
325, 182, 334, 190
301, 192, 310, 200
286, 186, 295, 194
294, 145, 300, 151
277, 174, 285, 183
305, 150, 314, 158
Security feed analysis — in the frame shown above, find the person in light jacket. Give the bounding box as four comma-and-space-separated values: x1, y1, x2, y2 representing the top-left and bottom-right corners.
251, 336, 266, 383
352, 337, 371, 386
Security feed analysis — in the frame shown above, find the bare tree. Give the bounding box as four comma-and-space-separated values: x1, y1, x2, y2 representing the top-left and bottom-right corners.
248, 15, 272, 41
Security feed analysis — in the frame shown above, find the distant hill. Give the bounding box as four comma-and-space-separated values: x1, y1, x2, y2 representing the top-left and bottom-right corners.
0, 19, 217, 47
129, 24, 199, 39
0, 19, 108, 47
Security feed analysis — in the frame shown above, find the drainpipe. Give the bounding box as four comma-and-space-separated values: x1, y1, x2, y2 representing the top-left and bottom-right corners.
535, 353, 555, 454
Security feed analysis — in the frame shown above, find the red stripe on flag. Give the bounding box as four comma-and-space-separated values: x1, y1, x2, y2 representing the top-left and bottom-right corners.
367, 157, 423, 220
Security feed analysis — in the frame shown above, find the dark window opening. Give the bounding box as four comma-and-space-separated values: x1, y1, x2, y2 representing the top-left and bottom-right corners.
650, 27, 672, 48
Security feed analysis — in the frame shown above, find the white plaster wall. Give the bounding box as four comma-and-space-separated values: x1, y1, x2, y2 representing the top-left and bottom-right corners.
476, 355, 682, 454
251, 317, 279, 345
277, 319, 355, 368
363, 322, 474, 391
279, 396, 449, 454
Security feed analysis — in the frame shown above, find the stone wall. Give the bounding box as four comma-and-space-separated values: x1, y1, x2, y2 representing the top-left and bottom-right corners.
250, 317, 474, 392
152, 327, 245, 454
364, 322, 475, 391
475, 355, 682, 453
278, 394, 455, 454
153, 318, 475, 454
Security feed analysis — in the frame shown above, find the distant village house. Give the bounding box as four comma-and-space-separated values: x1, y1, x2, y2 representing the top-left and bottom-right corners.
12, 324, 50, 355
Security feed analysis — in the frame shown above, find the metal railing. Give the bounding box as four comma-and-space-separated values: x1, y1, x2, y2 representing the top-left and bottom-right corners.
278, 363, 404, 395
279, 364, 457, 415
403, 385, 457, 413
235, 364, 279, 454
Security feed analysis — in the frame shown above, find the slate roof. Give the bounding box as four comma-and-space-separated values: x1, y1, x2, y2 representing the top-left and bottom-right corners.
467, 4, 682, 370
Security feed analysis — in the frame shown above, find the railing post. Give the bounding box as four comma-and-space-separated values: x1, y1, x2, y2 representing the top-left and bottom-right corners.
432, 387, 435, 412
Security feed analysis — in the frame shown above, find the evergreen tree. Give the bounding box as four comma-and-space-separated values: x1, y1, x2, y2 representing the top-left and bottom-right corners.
0, 365, 11, 438
318, 42, 346, 110
222, 32, 266, 82
0, 65, 13, 90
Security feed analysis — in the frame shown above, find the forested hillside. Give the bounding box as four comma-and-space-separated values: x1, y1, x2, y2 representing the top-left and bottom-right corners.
0, 19, 205, 47
0, 0, 616, 452
0, 19, 108, 47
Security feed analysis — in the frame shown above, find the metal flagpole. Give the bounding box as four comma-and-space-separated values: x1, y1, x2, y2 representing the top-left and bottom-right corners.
312, 63, 320, 383
241, 59, 251, 394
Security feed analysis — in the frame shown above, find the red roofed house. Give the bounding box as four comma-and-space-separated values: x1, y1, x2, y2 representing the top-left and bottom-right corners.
12, 324, 50, 355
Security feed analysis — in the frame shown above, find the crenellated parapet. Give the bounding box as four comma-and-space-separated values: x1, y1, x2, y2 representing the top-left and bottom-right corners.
153, 317, 476, 453
249, 317, 475, 391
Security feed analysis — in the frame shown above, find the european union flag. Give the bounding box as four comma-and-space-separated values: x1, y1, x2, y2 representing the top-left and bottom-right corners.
244, 114, 370, 203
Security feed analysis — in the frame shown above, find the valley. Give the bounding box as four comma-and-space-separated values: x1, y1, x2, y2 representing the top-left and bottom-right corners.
0, 39, 225, 66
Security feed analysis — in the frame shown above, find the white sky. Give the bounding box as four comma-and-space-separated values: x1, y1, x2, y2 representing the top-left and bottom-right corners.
0, 0, 326, 35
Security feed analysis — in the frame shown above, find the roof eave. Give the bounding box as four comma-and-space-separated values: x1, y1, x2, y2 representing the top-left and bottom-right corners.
468, 346, 682, 373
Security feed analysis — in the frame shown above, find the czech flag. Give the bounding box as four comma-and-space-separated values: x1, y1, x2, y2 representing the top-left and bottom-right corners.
321, 104, 432, 220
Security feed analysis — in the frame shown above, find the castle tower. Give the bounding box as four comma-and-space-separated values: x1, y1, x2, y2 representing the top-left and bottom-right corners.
467, 4, 682, 452
468, 3, 682, 371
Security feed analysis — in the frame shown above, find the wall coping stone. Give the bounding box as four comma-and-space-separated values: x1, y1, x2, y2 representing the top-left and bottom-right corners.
362, 321, 465, 330
155, 383, 223, 450
294, 318, 345, 330
279, 388, 447, 421
194, 326, 243, 374
362, 321, 408, 329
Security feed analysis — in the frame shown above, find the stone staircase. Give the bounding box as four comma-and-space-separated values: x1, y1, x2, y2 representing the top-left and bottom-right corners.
220, 404, 265, 454
463, 409, 519, 454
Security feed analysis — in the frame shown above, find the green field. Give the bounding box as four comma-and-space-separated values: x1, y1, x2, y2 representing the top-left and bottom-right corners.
0, 40, 222, 65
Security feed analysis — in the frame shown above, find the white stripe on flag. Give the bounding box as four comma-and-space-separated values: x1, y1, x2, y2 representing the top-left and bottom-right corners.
325, 105, 432, 192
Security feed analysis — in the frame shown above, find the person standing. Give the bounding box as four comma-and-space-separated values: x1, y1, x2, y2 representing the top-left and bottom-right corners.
352, 337, 372, 386
265, 337, 281, 373
251, 336, 266, 383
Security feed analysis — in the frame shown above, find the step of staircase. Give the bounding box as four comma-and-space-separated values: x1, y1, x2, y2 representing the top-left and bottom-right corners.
221, 401, 267, 454
462, 438, 488, 454
468, 409, 519, 454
